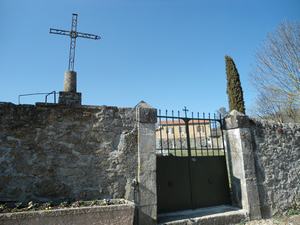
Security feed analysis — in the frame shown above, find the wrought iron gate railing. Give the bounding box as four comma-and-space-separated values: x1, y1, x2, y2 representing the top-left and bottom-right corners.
156, 109, 231, 214
156, 109, 226, 157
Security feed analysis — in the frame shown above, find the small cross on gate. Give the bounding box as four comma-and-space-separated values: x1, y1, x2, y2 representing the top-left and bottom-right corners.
50, 13, 101, 71
183, 106, 189, 118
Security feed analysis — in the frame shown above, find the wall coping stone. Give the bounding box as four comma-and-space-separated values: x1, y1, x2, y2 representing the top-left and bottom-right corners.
135, 101, 157, 124
0, 101, 134, 110
225, 110, 254, 129
0, 102, 16, 106
0, 200, 135, 225
251, 119, 300, 127
0, 201, 134, 220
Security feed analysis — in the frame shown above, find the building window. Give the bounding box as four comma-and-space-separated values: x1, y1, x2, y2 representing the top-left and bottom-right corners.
197, 126, 201, 132
179, 126, 185, 134
201, 138, 207, 147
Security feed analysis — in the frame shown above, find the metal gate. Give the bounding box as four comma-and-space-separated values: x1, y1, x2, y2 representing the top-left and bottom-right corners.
156, 109, 231, 214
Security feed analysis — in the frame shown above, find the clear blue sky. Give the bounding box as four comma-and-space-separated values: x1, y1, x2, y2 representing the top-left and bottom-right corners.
1, 0, 300, 115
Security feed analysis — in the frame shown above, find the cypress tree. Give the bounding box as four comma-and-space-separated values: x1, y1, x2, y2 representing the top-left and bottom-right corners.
225, 56, 246, 114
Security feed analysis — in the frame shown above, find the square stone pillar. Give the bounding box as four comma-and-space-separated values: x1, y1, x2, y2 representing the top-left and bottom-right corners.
224, 110, 261, 220
135, 101, 157, 225
58, 92, 81, 106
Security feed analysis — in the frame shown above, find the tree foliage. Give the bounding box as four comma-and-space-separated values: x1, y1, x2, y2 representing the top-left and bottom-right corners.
225, 56, 246, 114
216, 107, 229, 118
251, 22, 300, 122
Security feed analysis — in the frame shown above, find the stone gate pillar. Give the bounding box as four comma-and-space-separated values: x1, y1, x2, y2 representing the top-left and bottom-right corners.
224, 110, 262, 220
136, 101, 157, 225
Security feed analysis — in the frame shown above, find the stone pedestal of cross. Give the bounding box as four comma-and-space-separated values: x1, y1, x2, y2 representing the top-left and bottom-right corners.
50, 13, 100, 105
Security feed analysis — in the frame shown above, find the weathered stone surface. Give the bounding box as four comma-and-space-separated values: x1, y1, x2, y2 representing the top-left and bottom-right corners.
225, 127, 261, 220
225, 111, 300, 219
0, 200, 135, 225
225, 110, 254, 129
159, 208, 247, 225
64, 71, 77, 92
58, 91, 82, 105
0, 103, 137, 203
252, 120, 300, 217
136, 101, 157, 124
136, 103, 157, 225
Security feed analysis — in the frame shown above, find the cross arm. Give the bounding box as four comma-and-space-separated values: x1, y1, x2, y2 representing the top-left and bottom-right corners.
76, 31, 101, 40
49, 28, 70, 36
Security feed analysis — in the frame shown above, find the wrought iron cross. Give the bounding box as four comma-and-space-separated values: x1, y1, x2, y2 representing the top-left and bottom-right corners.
50, 13, 100, 71
183, 106, 189, 118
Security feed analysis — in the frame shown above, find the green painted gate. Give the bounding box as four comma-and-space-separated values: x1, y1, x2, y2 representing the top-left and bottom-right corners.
156, 109, 231, 213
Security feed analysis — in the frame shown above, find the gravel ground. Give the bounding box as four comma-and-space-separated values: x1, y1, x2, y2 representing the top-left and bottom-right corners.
243, 215, 300, 225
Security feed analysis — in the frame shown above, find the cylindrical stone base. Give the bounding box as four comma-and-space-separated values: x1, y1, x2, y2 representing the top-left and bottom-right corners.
64, 71, 77, 92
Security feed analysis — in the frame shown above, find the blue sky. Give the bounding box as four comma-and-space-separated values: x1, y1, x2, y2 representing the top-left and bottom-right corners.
1, 0, 300, 115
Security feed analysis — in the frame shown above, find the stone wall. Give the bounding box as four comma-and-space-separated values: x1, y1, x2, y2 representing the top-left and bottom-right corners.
0, 102, 138, 203
252, 120, 300, 217
225, 111, 300, 220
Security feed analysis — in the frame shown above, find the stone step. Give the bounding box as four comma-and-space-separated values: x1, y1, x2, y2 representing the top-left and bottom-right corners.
158, 205, 248, 225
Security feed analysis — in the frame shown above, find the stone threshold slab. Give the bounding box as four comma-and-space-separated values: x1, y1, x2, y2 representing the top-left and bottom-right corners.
158, 205, 247, 225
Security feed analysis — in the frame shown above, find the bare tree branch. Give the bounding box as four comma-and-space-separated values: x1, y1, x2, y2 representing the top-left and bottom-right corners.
251, 22, 300, 122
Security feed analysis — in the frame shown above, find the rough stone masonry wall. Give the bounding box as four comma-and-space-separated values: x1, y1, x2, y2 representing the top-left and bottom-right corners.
0, 102, 137, 203
253, 120, 300, 217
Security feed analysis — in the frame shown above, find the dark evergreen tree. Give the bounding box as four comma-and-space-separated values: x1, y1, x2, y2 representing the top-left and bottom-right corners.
225, 56, 246, 114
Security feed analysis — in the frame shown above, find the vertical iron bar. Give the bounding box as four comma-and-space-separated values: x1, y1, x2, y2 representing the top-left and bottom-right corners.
208, 113, 214, 156
184, 117, 193, 209
192, 112, 197, 156
197, 112, 203, 156
68, 14, 78, 71
69, 37, 77, 71
203, 113, 209, 155
165, 110, 170, 155
159, 110, 163, 154
183, 106, 188, 118
214, 113, 220, 156
178, 110, 183, 155
185, 119, 191, 157
220, 114, 226, 155
171, 110, 177, 156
